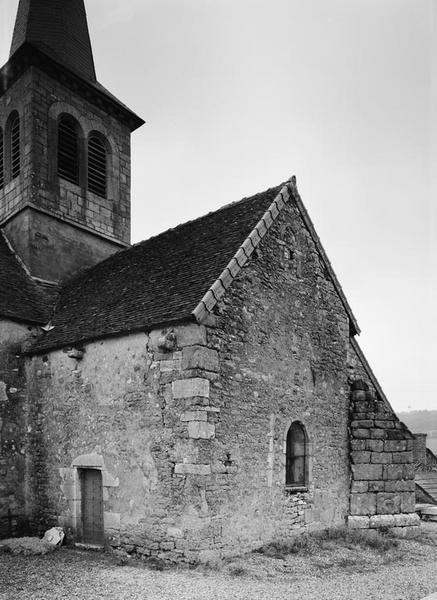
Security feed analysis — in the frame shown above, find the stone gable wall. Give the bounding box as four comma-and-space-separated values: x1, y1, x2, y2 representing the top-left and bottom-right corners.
0, 319, 33, 537
200, 200, 352, 556
23, 197, 356, 560
22, 195, 417, 559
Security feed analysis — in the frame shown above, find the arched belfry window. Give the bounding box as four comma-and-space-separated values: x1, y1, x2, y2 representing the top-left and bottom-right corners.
9, 112, 20, 180
87, 134, 107, 198
58, 115, 80, 185
286, 422, 308, 486
0, 127, 4, 189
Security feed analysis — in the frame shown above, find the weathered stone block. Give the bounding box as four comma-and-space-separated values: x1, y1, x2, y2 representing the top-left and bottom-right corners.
102, 471, 119, 487
391, 451, 413, 464
351, 440, 366, 451
368, 481, 385, 493
188, 421, 215, 439
375, 420, 394, 428
369, 514, 395, 528
353, 400, 376, 413
354, 428, 370, 439
351, 451, 370, 464
403, 464, 415, 479
167, 527, 184, 538
393, 513, 420, 527
400, 492, 415, 513
376, 493, 401, 514
351, 420, 374, 428
390, 525, 420, 538
176, 324, 207, 347
180, 411, 207, 422
351, 481, 368, 493
174, 463, 211, 475
384, 440, 407, 452
104, 512, 121, 530
370, 452, 392, 464
383, 464, 404, 480
350, 493, 376, 516
370, 429, 385, 439
384, 480, 415, 493
366, 439, 384, 452
72, 453, 104, 468
351, 464, 382, 481
182, 346, 219, 373
347, 515, 370, 529
172, 378, 210, 399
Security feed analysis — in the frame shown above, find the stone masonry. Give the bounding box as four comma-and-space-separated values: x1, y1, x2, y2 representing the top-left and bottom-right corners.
0, 66, 131, 282
348, 379, 419, 534
0, 319, 32, 537
24, 197, 355, 561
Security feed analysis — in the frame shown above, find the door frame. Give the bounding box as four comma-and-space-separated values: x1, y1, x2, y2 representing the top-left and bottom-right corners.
79, 468, 104, 546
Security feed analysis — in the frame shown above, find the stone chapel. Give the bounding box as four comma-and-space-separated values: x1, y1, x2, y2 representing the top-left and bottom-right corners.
0, 0, 420, 562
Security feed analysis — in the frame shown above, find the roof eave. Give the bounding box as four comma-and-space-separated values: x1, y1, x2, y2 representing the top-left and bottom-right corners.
0, 43, 145, 132
25, 313, 196, 356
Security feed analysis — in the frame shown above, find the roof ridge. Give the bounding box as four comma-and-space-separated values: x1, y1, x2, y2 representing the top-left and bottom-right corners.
130, 183, 287, 251
192, 179, 295, 324
56, 182, 287, 292
0, 230, 50, 324
1, 229, 33, 280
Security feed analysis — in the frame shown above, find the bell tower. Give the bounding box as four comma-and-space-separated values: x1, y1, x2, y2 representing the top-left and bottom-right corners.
0, 0, 144, 283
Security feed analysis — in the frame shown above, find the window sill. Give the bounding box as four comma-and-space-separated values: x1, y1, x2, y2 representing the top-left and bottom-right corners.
284, 485, 308, 493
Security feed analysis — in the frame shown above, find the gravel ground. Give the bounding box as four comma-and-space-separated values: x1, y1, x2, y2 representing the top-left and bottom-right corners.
1, 523, 437, 600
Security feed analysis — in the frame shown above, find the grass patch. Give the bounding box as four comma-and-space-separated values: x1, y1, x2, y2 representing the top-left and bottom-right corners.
316, 526, 399, 552
254, 526, 399, 559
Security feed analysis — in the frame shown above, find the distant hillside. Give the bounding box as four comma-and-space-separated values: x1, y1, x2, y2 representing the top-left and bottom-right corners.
397, 410, 437, 433
398, 411, 437, 454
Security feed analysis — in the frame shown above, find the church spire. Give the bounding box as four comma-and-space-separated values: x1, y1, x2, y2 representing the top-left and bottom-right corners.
10, 0, 96, 82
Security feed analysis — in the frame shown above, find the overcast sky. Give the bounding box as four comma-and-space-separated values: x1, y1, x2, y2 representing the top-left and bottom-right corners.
1, 0, 436, 414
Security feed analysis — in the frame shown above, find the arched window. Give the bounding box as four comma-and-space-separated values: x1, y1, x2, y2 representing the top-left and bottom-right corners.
87, 135, 107, 198
9, 112, 20, 179
0, 127, 4, 189
286, 422, 307, 486
58, 115, 80, 185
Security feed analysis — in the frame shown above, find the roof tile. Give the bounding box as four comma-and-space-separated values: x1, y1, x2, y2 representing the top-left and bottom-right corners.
30, 186, 282, 353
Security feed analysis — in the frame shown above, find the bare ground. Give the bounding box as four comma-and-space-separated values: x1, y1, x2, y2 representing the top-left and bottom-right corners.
1, 523, 437, 600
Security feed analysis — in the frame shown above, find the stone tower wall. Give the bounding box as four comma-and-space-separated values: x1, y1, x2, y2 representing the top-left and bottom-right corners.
0, 66, 131, 281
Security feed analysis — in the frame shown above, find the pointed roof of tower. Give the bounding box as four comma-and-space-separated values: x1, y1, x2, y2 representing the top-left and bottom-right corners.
10, 0, 96, 82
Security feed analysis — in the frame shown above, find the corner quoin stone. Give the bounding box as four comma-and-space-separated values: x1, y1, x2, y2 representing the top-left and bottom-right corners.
188, 421, 215, 439
172, 378, 210, 399
182, 346, 219, 372
174, 463, 211, 475
347, 516, 370, 529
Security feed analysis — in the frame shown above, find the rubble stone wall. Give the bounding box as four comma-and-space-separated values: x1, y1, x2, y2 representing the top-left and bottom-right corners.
25, 198, 355, 560
23, 195, 417, 559
0, 319, 32, 537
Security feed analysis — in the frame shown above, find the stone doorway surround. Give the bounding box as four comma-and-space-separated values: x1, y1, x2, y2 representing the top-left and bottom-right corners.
58, 453, 119, 546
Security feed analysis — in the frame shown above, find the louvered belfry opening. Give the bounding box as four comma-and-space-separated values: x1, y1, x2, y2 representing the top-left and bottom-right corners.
0, 128, 3, 189
58, 115, 80, 185
87, 135, 107, 198
10, 114, 20, 179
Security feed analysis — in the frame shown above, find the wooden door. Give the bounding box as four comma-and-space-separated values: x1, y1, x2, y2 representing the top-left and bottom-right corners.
81, 469, 104, 545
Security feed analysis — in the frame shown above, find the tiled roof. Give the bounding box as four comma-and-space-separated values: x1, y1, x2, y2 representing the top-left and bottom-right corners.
30, 185, 284, 353
0, 232, 53, 324
10, 0, 96, 82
